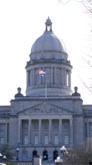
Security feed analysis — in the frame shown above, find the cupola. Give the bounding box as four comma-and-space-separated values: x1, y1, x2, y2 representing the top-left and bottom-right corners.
30, 17, 68, 63
26, 18, 72, 97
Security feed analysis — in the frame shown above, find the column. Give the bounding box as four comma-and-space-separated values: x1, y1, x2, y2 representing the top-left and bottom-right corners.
32, 69, 34, 85
61, 68, 64, 85
87, 122, 89, 138
64, 69, 66, 86
51, 67, 53, 84
70, 119, 73, 147
30, 69, 32, 86
59, 119, 62, 144
69, 71, 71, 88
39, 119, 41, 144
49, 119, 52, 144
62, 68, 66, 86
39, 68, 42, 84
54, 68, 56, 84
5, 123, 8, 143
28, 119, 31, 144
18, 120, 22, 144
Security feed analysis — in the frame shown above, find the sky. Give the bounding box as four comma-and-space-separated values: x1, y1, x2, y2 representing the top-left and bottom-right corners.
0, 0, 92, 105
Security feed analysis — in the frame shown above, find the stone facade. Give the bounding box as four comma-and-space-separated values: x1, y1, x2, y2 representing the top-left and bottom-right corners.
0, 17, 92, 161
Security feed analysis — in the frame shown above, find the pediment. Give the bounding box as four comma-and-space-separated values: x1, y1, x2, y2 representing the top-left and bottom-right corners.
18, 102, 72, 115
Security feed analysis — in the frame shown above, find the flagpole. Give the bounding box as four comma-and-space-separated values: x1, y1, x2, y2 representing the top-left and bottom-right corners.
45, 74, 47, 98
39, 69, 47, 98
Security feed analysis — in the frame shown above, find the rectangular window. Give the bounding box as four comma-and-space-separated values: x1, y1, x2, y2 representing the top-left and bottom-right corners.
64, 135, 69, 146
89, 123, 92, 137
24, 135, 28, 145
34, 122, 38, 130
53, 121, 59, 130
43, 121, 49, 130
0, 124, 5, 132
63, 120, 69, 130
22, 120, 28, 145
27, 70, 30, 87
34, 68, 40, 85
44, 135, 48, 145
66, 70, 69, 87
34, 135, 38, 145
0, 137, 4, 144
22, 122, 28, 129
54, 135, 58, 145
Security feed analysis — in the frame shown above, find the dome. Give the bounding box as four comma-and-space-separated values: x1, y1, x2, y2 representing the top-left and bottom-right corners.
30, 17, 67, 55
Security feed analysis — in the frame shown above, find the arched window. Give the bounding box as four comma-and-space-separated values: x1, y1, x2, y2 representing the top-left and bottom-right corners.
33, 150, 37, 158
53, 150, 58, 160
43, 150, 48, 160
22, 149, 28, 160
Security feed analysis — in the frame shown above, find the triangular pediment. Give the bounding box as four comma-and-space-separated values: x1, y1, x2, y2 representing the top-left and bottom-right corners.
18, 102, 72, 115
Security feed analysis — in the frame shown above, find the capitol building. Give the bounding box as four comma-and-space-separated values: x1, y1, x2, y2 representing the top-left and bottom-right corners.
0, 17, 92, 161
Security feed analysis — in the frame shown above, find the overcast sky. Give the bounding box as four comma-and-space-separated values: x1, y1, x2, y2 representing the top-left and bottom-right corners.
0, 0, 91, 105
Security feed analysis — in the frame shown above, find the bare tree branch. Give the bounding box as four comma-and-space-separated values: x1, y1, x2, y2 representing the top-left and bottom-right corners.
63, 139, 92, 165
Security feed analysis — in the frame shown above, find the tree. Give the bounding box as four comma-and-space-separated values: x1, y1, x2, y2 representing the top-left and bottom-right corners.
1, 143, 14, 161
59, 0, 92, 95
58, 0, 92, 13
63, 139, 92, 165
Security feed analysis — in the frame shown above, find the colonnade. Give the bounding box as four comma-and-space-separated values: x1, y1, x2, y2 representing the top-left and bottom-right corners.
27, 67, 71, 88
18, 118, 73, 146
86, 122, 92, 138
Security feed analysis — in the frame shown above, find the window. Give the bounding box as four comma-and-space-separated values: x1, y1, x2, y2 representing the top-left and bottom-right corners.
54, 135, 58, 145
0, 124, 5, 132
63, 121, 69, 130
89, 123, 92, 137
44, 135, 48, 145
43, 121, 49, 130
64, 135, 69, 146
24, 135, 28, 145
66, 70, 69, 87
53, 121, 59, 130
22, 150, 27, 160
27, 70, 30, 87
34, 135, 38, 145
22, 121, 28, 145
34, 122, 38, 130
0, 137, 4, 144
34, 68, 40, 85
23, 122, 28, 129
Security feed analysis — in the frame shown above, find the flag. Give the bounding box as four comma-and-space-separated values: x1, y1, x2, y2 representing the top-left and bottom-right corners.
39, 70, 46, 76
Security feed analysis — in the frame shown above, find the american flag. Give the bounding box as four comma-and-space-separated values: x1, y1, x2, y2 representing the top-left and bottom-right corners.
39, 70, 46, 76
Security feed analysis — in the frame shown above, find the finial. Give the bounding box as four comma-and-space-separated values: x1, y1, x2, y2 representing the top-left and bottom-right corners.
45, 17, 52, 32
72, 86, 80, 96
15, 87, 24, 98
74, 86, 78, 93
17, 87, 21, 93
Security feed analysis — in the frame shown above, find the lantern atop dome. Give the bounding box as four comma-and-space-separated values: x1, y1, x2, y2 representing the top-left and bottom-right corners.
45, 17, 52, 31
